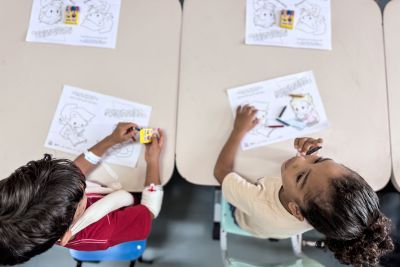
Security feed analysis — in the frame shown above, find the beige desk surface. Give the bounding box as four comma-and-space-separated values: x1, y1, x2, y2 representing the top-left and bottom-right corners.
177, 0, 390, 190
0, 0, 181, 192
384, 0, 400, 191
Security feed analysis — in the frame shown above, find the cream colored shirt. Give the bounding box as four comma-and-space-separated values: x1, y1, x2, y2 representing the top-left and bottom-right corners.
222, 172, 313, 238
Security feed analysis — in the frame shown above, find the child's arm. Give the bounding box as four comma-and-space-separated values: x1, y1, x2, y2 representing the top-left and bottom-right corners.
140, 129, 164, 219
144, 129, 164, 186
74, 122, 139, 176
214, 105, 259, 184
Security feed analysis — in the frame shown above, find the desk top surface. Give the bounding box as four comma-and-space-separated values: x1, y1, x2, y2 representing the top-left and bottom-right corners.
177, 0, 390, 191
384, 0, 400, 191
0, 0, 182, 191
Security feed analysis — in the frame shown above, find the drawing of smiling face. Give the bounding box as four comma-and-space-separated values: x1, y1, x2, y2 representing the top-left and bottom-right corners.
69, 112, 88, 130
254, 7, 275, 28
291, 98, 313, 121
40, 4, 62, 25
87, 11, 105, 26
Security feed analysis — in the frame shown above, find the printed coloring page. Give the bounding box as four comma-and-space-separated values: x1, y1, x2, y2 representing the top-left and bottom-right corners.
227, 71, 329, 150
246, 0, 331, 50
45, 85, 152, 168
26, 0, 121, 48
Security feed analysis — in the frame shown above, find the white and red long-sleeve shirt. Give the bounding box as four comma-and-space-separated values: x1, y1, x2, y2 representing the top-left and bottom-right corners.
61, 194, 152, 251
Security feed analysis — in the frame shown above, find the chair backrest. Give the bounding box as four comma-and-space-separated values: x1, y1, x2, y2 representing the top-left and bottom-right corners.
221, 194, 252, 237
220, 195, 324, 267
69, 240, 146, 261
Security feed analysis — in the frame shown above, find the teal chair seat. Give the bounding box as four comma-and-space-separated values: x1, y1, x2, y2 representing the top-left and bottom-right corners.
221, 196, 252, 237
220, 194, 323, 267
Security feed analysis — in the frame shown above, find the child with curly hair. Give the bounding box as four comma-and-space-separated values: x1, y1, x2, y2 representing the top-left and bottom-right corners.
214, 105, 394, 266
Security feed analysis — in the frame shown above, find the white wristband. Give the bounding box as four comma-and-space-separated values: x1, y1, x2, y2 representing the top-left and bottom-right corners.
83, 150, 102, 165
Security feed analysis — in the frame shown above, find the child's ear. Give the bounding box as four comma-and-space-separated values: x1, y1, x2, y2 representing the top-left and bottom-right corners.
59, 229, 73, 246
288, 202, 305, 221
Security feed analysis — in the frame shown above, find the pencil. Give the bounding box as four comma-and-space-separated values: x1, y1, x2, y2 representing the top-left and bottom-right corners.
276, 118, 290, 126
306, 146, 322, 155
268, 125, 284, 128
278, 106, 287, 118
289, 93, 304, 98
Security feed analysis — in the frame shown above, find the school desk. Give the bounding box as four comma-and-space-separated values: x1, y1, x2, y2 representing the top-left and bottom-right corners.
176, 0, 390, 191
0, 0, 181, 192
384, 0, 400, 192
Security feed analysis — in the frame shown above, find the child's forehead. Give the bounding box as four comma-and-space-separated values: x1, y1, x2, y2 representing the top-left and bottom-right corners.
313, 162, 348, 185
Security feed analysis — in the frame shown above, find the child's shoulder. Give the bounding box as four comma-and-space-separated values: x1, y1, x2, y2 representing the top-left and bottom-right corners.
256, 176, 282, 188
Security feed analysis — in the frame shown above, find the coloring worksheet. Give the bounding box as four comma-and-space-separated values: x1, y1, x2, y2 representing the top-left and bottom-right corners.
45, 85, 152, 168
227, 71, 329, 150
26, 0, 121, 49
245, 0, 331, 50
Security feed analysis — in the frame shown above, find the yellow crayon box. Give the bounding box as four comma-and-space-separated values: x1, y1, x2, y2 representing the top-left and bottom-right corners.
64, 6, 80, 25
280, 10, 295, 30
140, 128, 156, 144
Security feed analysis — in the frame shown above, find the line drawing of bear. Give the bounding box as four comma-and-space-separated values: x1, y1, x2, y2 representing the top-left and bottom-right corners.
296, 3, 327, 35
253, 1, 277, 29
58, 104, 95, 147
39, 0, 63, 25
290, 93, 320, 126
81, 0, 114, 33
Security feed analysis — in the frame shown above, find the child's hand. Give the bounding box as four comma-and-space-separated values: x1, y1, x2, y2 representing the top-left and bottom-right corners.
108, 122, 139, 145
145, 129, 164, 164
294, 137, 323, 155
233, 105, 260, 135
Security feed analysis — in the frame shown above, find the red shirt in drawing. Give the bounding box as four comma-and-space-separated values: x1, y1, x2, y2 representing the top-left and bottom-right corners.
61, 194, 152, 251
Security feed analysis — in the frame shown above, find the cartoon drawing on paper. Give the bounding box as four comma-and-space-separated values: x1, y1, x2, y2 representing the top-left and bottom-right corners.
227, 71, 329, 150
252, 0, 312, 29
253, 2, 277, 29
109, 142, 135, 158
81, 0, 114, 33
296, 3, 327, 35
246, 0, 331, 50
58, 104, 95, 146
39, 0, 63, 25
290, 94, 319, 126
247, 101, 273, 138
45, 86, 151, 168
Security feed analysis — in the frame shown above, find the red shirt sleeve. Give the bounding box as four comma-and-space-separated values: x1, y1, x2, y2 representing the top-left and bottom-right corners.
64, 201, 152, 251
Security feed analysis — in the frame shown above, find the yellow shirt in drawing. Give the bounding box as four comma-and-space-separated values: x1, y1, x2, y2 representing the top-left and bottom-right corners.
222, 172, 313, 239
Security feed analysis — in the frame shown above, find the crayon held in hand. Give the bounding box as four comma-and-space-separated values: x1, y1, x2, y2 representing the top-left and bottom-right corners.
306, 146, 322, 155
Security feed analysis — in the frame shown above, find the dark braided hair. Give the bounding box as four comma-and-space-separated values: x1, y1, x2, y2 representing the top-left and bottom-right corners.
300, 168, 394, 266
0, 154, 86, 265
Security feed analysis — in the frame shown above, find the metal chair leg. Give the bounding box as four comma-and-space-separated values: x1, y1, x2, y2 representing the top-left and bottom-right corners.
213, 188, 222, 240
138, 255, 154, 264
291, 234, 303, 257
75, 260, 82, 267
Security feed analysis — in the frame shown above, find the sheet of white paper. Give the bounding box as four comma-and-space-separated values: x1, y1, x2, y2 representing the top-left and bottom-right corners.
227, 71, 329, 150
45, 85, 152, 168
26, 0, 121, 49
245, 0, 331, 50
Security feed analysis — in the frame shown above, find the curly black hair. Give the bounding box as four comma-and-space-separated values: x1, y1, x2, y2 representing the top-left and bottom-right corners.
0, 154, 86, 265
300, 168, 394, 266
